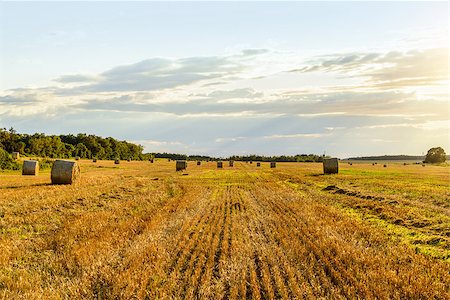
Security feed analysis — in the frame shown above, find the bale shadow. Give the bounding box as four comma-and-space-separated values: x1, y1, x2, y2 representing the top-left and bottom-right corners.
0, 182, 52, 189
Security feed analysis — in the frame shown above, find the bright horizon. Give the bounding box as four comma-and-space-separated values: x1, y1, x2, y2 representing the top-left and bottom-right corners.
0, 1, 449, 158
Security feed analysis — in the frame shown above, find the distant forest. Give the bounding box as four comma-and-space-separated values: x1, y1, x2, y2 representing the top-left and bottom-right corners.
1, 128, 327, 162
0, 128, 148, 160
346, 155, 450, 161
155, 153, 326, 162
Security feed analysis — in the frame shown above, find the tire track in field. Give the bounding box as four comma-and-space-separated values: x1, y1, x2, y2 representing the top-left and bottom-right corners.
248, 179, 372, 298
241, 172, 332, 298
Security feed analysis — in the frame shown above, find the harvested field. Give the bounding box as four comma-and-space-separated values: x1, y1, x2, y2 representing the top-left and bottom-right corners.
0, 160, 449, 299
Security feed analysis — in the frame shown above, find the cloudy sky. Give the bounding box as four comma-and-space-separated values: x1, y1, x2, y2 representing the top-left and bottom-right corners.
0, 2, 448, 157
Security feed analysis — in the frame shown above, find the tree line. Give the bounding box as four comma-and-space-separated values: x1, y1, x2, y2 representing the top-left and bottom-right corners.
155, 152, 326, 162
0, 128, 148, 160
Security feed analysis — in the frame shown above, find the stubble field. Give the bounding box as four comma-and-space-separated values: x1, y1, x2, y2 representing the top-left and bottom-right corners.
0, 160, 449, 299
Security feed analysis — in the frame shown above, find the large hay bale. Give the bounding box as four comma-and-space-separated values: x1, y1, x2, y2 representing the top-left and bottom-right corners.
217, 161, 223, 168
51, 160, 80, 184
115, 159, 120, 165
176, 160, 187, 171
323, 158, 339, 174
12, 152, 19, 160
229, 160, 234, 167
256, 162, 261, 167
22, 160, 39, 176
270, 162, 276, 168
197, 161, 201, 166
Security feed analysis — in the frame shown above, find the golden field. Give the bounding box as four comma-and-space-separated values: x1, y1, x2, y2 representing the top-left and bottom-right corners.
0, 160, 449, 299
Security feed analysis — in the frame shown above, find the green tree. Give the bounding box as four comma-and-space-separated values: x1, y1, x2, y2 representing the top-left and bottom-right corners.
424, 147, 446, 163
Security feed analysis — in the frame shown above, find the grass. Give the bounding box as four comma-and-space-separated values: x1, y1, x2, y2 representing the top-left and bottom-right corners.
0, 159, 449, 299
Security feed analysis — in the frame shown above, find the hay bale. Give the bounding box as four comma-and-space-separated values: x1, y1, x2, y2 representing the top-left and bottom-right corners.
217, 161, 223, 168
75, 156, 80, 161
115, 159, 120, 165
176, 160, 187, 171
22, 160, 39, 176
372, 163, 375, 166
12, 152, 19, 160
197, 161, 201, 166
127, 158, 131, 162
270, 162, 276, 168
93, 158, 97, 163
250, 161, 253, 164
256, 162, 261, 167
150, 158, 154, 163
383, 164, 387, 168
229, 160, 234, 167
323, 158, 339, 174
51, 160, 80, 184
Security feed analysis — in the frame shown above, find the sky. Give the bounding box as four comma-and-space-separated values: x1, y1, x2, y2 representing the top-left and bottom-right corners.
0, 1, 449, 158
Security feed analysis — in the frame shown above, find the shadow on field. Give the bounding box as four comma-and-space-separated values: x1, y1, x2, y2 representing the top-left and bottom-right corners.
0, 182, 52, 189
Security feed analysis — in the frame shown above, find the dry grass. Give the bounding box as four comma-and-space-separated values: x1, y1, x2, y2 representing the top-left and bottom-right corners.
0, 160, 449, 299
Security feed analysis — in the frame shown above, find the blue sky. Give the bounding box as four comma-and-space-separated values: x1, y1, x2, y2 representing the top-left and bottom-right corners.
0, 1, 448, 157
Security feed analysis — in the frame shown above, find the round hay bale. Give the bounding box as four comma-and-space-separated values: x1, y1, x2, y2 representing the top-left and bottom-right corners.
150, 158, 154, 163
115, 159, 120, 164
383, 164, 387, 168
176, 160, 187, 171
75, 156, 80, 161
93, 158, 97, 163
12, 152, 20, 160
229, 160, 234, 167
270, 162, 276, 168
323, 158, 339, 174
256, 162, 261, 167
51, 160, 80, 184
22, 160, 39, 176
217, 161, 223, 168
197, 161, 201, 166
250, 161, 253, 164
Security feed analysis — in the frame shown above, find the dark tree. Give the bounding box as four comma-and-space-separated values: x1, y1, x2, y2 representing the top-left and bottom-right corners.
424, 147, 446, 163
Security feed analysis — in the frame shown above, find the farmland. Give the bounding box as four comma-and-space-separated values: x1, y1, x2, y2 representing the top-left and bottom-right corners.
0, 160, 449, 299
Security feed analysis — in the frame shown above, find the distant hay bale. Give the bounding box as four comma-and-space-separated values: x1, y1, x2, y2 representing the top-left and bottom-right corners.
229, 160, 234, 167
22, 160, 39, 176
217, 161, 223, 168
256, 162, 261, 167
422, 164, 426, 167
51, 160, 80, 184
115, 159, 120, 165
372, 163, 375, 166
270, 162, 276, 168
93, 158, 97, 163
250, 161, 253, 164
176, 160, 187, 171
197, 161, 201, 166
150, 158, 154, 163
127, 158, 131, 162
383, 164, 387, 168
349, 163, 353, 166
75, 156, 80, 161
12, 152, 19, 160
403, 162, 407, 166
323, 158, 339, 174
